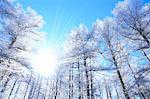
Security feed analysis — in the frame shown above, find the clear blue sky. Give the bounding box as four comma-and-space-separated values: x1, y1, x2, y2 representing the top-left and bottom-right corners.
18, 0, 148, 48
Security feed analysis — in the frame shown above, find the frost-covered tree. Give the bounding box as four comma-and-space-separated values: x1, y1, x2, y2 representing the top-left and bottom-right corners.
93, 18, 131, 99
112, 0, 150, 98
0, 0, 44, 98
63, 24, 98, 99
112, 0, 150, 49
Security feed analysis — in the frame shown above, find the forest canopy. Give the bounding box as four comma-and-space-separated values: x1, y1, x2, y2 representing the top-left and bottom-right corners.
0, 0, 150, 99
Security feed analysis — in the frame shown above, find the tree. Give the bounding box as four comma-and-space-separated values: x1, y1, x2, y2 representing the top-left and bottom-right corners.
0, 0, 44, 98
112, 0, 150, 97
93, 18, 130, 99
63, 24, 97, 99
112, 0, 150, 49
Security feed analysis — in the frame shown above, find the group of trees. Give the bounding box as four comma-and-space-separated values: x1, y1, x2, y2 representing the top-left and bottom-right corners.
57, 0, 150, 99
0, 0, 46, 98
0, 0, 150, 99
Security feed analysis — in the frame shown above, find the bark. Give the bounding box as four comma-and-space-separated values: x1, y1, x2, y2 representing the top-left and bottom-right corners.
8, 78, 18, 99
58, 78, 62, 99
71, 64, 74, 99
77, 61, 82, 99
127, 61, 145, 99
0, 73, 12, 93
54, 76, 59, 99
44, 78, 49, 99
23, 73, 32, 99
28, 77, 35, 99
108, 86, 112, 99
69, 65, 72, 99
36, 76, 43, 99
14, 81, 21, 98
84, 56, 90, 99
90, 64, 94, 99
116, 69, 130, 99
105, 84, 109, 99
108, 40, 130, 99
31, 74, 40, 98
48, 81, 54, 99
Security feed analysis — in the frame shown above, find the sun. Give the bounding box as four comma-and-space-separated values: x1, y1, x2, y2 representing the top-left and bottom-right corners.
31, 48, 58, 76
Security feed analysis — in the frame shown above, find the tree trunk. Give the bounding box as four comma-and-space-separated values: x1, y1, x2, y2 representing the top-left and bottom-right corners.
0, 73, 12, 93
127, 61, 145, 99
44, 77, 49, 99
48, 81, 54, 99
8, 78, 18, 99
105, 84, 109, 99
69, 65, 71, 99
71, 64, 74, 99
36, 76, 43, 99
77, 61, 82, 99
89, 62, 94, 99
108, 40, 130, 99
14, 81, 21, 98
54, 76, 59, 99
31, 74, 40, 99
108, 86, 112, 99
23, 73, 32, 99
28, 77, 35, 99
84, 56, 90, 99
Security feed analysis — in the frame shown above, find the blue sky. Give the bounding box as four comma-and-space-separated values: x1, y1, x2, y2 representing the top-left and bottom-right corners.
17, 0, 148, 48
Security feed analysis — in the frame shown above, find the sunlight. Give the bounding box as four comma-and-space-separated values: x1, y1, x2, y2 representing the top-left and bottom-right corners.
31, 48, 58, 76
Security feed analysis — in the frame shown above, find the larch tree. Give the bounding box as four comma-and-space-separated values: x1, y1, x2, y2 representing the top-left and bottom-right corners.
0, 0, 44, 98
112, 0, 150, 97
93, 18, 130, 99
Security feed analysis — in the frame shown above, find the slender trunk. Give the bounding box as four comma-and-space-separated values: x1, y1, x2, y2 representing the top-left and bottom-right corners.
31, 74, 40, 98
127, 61, 145, 99
108, 86, 112, 99
58, 78, 62, 99
108, 40, 130, 99
36, 76, 43, 99
77, 61, 82, 99
105, 84, 109, 99
89, 62, 94, 99
28, 77, 35, 99
14, 81, 21, 98
8, 78, 18, 99
84, 56, 90, 99
71, 63, 74, 99
0, 73, 12, 93
54, 77, 59, 99
44, 77, 49, 99
23, 73, 32, 99
69, 65, 71, 99
48, 81, 54, 99
68, 63, 74, 99
116, 69, 130, 99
